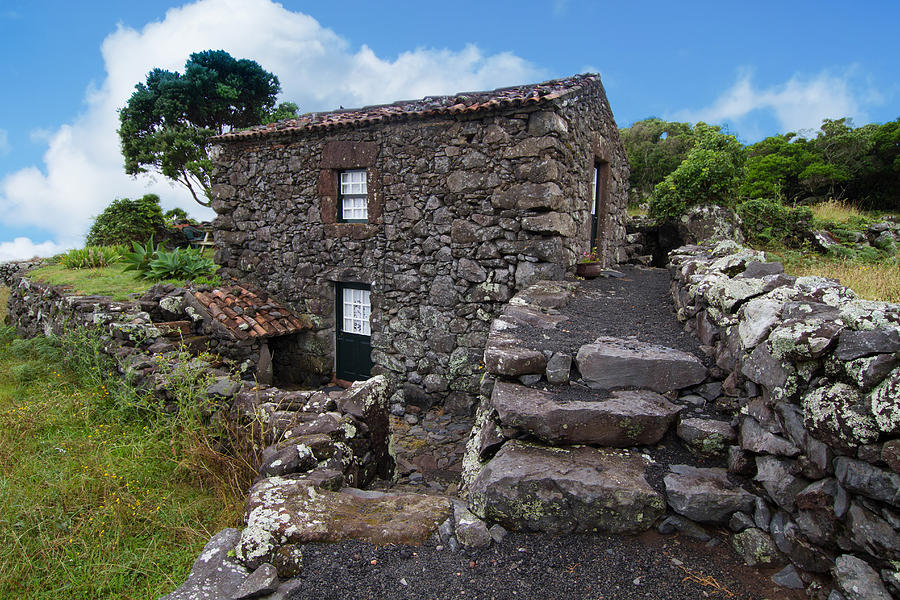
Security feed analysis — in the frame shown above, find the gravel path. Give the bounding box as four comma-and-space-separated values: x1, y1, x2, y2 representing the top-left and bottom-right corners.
287, 531, 802, 600
518, 265, 710, 366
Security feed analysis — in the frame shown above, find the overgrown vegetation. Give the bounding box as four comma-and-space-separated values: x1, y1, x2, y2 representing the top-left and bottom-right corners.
648, 123, 746, 221
769, 250, 900, 303
623, 115, 900, 301
0, 325, 246, 598
123, 238, 219, 282
86, 194, 168, 247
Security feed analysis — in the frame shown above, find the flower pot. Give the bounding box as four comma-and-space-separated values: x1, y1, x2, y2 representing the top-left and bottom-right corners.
576, 262, 604, 278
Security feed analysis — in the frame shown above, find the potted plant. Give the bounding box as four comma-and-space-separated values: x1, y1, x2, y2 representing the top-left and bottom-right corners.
576, 247, 604, 278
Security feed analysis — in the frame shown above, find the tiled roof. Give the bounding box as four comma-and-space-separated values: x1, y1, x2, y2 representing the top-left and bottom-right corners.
192, 285, 312, 340
216, 73, 600, 141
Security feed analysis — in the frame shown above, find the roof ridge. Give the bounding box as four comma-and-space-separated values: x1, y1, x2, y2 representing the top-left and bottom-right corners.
215, 73, 601, 141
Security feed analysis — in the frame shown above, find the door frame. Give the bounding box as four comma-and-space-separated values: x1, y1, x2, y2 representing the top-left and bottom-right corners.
334, 282, 373, 382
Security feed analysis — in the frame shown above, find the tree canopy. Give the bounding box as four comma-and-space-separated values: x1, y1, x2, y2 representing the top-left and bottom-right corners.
621, 115, 900, 218
118, 50, 285, 206
621, 118, 695, 201
648, 123, 746, 221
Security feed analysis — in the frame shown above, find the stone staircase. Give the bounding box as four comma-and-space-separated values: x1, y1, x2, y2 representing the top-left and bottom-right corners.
462, 274, 750, 537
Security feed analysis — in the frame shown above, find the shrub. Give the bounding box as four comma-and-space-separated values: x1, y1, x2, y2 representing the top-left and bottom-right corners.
86, 194, 167, 246
737, 198, 813, 247
649, 123, 746, 222
58, 246, 123, 269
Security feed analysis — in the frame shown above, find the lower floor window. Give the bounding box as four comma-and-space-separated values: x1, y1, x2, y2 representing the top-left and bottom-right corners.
341, 286, 371, 336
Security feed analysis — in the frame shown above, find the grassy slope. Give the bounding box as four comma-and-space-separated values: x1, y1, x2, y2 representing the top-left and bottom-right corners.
26, 264, 182, 301
0, 332, 242, 599
776, 200, 900, 303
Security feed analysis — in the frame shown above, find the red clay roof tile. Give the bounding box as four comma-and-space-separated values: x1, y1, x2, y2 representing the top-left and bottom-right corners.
192, 285, 311, 339
215, 73, 600, 142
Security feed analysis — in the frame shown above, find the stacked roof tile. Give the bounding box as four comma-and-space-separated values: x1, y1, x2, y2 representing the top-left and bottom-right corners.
191, 285, 311, 340
216, 73, 600, 141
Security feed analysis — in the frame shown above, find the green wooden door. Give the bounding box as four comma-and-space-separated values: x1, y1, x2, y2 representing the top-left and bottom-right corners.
335, 283, 373, 382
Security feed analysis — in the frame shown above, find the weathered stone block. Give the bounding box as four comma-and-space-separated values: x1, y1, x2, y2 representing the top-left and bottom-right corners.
490, 381, 681, 446
664, 465, 756, 523
468, 441, 664, 534
575, 336, 706, 393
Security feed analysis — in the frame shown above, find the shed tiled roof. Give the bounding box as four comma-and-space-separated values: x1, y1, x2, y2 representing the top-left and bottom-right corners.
192, 285, 312, 340
215, 73, 600, 141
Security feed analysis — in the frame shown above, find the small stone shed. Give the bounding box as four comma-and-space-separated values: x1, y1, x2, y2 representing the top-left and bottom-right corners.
208, 74, 629, 405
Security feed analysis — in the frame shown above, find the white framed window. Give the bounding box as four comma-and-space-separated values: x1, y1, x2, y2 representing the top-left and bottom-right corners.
339, 169, 368, 222
341, 287, 371, 336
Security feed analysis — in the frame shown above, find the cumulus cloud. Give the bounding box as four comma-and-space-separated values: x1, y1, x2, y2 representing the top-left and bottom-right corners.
0, 237, 67, 262
676, 69, 876, 137
0, 0, 540, 249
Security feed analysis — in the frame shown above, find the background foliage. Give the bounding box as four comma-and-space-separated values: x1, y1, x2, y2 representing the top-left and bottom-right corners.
622, 116, 900, 214
86, 194, 167, 247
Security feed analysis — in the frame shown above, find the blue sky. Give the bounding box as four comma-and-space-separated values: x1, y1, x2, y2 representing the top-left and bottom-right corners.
0, 0, 897, 260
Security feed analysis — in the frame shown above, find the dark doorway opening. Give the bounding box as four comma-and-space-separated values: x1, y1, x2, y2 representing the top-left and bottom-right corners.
591, 160, 610, 253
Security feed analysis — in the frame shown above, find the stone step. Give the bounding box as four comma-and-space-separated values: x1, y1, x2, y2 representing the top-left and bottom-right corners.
236, 474, 453, 571
575, 336, 707, 393
489, 380, 682, 447
467, 440, 665, 534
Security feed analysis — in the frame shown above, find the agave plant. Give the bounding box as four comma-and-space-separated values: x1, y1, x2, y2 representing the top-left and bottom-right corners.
122, 236, 163, 277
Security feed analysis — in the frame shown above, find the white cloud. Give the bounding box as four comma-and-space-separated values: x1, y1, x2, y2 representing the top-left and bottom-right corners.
676, 69, 876, 137
0, 237, 67, 262
28, 128, 52, 143
0, 129, 9, 156
0, 0, 540, 245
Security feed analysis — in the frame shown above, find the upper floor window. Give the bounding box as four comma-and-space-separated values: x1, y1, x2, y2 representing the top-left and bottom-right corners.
339, 169, 368, 222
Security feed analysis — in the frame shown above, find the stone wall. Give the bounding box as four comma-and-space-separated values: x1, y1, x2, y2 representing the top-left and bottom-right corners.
1, 269, 269, 381
670, 240, 900, 597
208, 88, 628, 408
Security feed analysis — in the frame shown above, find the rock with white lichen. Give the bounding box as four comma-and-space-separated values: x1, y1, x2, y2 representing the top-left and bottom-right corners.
236, 477, 452, 571
802, 382, 880, 451
468, 440, 664, 534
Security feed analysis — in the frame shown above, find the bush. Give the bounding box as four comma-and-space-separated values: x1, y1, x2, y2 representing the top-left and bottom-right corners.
58, 246, 124, 269
737, 198, 813, 247
86, 194, 167, 246
649, 123, 746, 222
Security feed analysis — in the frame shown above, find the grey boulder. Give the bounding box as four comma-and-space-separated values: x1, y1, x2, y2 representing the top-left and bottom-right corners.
663, 465, 755, 523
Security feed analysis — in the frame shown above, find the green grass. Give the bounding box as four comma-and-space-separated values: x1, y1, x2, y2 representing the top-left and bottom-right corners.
0, 286, 8, 322
0, 328, 245, 599
627, 205, 648, 217
771, 250, 900, 303
27, 263, 180, 301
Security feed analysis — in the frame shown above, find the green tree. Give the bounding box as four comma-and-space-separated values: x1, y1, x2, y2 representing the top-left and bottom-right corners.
118, 50, 283, 206
86, 194, 167, 246
649, 123, 746, 221
263, 101, 301, 124
620, 118, 694, 201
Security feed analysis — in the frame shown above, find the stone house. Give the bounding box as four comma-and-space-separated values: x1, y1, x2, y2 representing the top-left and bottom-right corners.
208, 74, 629, 407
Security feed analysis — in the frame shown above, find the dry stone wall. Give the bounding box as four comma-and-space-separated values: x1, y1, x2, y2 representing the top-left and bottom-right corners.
669, 240, 900, 597
209, 93, 627, 408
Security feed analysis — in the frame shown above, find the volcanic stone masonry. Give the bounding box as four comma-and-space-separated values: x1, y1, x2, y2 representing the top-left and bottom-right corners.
207, 74, 629, 407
